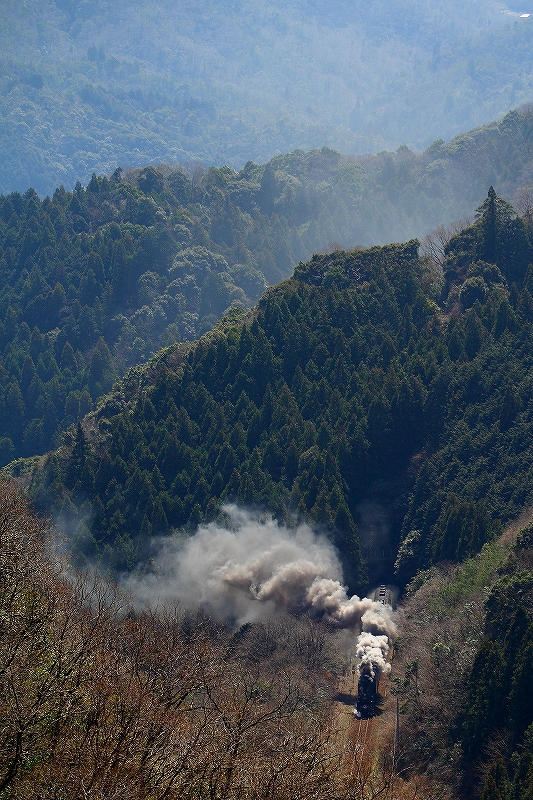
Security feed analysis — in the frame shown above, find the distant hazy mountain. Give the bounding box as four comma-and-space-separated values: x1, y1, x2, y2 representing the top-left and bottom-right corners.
3, 0, 533, 195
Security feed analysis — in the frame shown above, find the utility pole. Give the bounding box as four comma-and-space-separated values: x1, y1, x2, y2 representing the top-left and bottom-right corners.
390, 697, 399, 800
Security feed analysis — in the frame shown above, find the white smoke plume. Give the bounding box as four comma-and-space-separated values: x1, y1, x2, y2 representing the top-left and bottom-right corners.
123, 504, 396, 674
356, 632, 391, 678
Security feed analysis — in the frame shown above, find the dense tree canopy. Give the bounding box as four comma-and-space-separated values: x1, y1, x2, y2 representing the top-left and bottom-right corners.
22, 190, 533, 596
7, 147, 533, 471
391, 525, 533, 800
0, 155, 349, 465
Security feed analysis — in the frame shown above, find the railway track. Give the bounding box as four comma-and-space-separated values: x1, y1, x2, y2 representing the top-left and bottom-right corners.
333, 667, 377, 778
347, 706, 379, 782
350, 715, 372, 771
333, 653, 395, 787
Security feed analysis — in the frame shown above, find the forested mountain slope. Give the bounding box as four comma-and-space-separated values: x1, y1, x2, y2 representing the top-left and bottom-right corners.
0, 151, 378, 466
24, 236, 434, 583
6, 368, 533, 800
6, 112, 533, 469
3, 0, 533, 196
0, 168, 268, 466
21, 188, 533, 594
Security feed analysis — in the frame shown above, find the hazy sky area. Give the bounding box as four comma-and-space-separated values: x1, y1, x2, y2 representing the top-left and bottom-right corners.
2, 0, 533, 195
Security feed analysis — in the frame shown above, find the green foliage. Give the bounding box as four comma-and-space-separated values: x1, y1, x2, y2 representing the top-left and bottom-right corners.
447, 187, 532, 287
22, 191, 533, 596
515, 522, 533, 551
459, 615, 533, 793
460, 639, 505, 761
426, 542, 508, 614
480, 761, 510, 800
394, 528, 533, 797
0, 160, 357, 465
510, 724, 533, 800
485, 572, 533, 639
431, 496, 501, 563
9, 158, 523, 473
28, 238, 440, 589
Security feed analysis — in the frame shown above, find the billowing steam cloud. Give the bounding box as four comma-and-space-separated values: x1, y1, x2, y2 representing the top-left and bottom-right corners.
124, 505, 395, 673
357, 632, 391, 678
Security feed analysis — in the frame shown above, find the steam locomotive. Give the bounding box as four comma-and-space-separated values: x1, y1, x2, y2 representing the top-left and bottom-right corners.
354, 668, 376, 719
353, 584, 396, 718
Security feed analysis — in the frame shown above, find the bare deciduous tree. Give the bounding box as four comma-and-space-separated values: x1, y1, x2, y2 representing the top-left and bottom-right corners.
513, 186, 533, 223
0, 480, 344, 799
420, 218, 473, 270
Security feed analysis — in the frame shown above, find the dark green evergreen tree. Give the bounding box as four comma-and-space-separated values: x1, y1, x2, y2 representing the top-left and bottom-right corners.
509, 631, 533, 745
480, 761, 510, 800
461, 639, 505, 761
